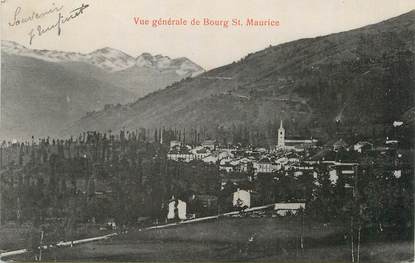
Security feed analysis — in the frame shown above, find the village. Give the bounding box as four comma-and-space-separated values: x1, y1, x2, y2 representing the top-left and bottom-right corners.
0, 117, 412, 262
164, 120, 411, 220
0, 119, 411, 228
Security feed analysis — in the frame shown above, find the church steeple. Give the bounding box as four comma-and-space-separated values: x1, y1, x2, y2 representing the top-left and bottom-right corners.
278, 120, 285, 148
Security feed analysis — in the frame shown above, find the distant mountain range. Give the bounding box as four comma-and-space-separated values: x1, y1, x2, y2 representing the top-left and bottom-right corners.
2, 41, 204, 75
0, 41, 204, 138
62, 10, 414, 141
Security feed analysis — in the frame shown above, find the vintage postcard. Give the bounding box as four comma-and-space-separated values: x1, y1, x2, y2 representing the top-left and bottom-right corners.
0, 0, 414, 262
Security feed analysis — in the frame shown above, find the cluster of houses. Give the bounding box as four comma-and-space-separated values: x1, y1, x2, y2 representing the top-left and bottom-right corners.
167, 121, 349, 179
167, 122, 317, 175
164, 120, 410, 221
167, 120, 406, 180
166, 189, 306, 221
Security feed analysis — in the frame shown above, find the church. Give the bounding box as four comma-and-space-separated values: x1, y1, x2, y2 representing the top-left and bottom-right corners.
277, 120, 318, 151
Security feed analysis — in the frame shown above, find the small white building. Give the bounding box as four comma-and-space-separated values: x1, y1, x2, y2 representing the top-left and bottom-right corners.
235, 158, 252, 172
106, 218, 117, 229
393, 121, 404, 127
170, 140, 182, 150
218, 150, 234, 160
202, 140, 217, 150
203, 155, 219, 164
233, 189, 251, 208
353, 141, 373, 153
191, 146, 211, 159
167, 198, 187, 220
394, 170, 402, 178
329, 170, 339, 184
274, 203, 305, 216
253, 158, 279, 174
220, 164, 235, 173
167, 153, 194, 162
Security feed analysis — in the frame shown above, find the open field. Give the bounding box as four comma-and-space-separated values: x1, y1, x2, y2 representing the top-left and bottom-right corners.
0, 223, 33, 251
7, 217, 414, 262
0, 223, 113, 253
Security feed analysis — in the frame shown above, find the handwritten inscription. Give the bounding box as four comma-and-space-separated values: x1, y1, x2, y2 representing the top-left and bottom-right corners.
8, 3, 64, 27
27, 3, 89, 45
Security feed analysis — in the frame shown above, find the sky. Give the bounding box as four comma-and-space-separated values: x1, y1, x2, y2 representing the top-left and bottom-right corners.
1, 0, 415, 70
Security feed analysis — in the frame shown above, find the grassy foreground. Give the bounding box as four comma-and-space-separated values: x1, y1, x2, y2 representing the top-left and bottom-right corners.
7, 217, 414, 262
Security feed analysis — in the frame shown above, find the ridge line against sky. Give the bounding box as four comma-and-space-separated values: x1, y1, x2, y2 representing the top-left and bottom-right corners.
0, 39, 203, 64
1, 0, 415, 70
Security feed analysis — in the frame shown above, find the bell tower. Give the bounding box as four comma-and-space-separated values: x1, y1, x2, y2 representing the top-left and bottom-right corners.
277, 120, 285, 148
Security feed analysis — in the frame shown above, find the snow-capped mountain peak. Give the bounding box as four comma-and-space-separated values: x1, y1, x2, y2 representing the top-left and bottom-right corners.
86, 47, 136, 71
135, 52, 204, 76
1, 40, 204, 74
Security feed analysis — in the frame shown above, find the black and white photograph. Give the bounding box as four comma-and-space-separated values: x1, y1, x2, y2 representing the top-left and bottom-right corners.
0, 0, 414, 262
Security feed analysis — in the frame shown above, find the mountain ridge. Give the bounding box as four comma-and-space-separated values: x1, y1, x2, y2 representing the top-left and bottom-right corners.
1, 40, 205, 75
63, 10, 415, 141
1, 41, 205, 139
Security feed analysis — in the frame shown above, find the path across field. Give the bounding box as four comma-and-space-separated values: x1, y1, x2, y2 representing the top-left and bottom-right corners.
0, 204, 275, 260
